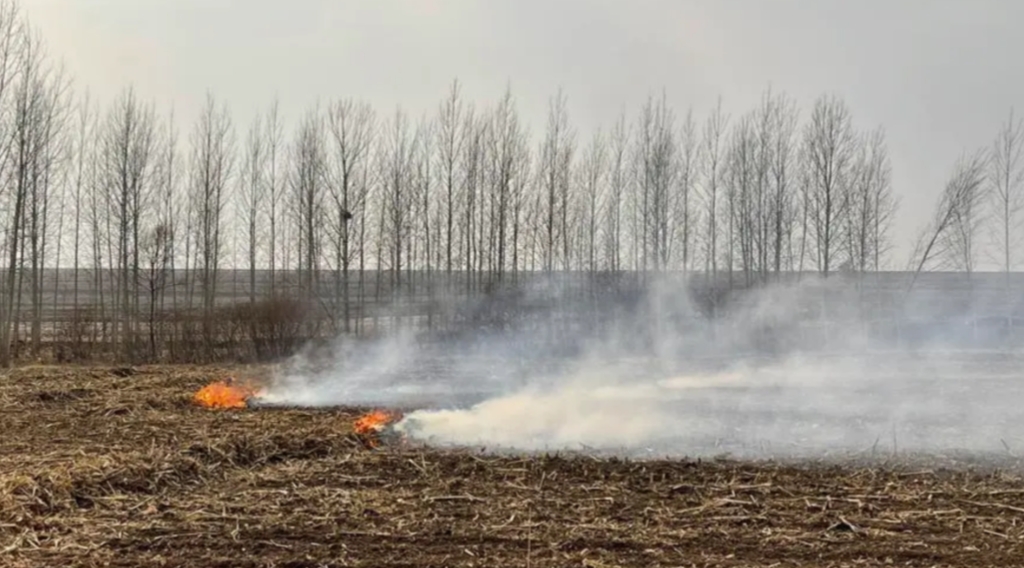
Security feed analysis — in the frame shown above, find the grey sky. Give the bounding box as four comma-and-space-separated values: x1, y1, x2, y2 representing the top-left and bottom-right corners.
20, 0, 1024, 268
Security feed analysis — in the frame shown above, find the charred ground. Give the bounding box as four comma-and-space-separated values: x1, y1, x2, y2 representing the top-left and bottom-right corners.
3, 365, 1024, 567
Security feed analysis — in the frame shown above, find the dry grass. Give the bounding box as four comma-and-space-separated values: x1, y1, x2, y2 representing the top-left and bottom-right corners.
3, 365, 1024, 567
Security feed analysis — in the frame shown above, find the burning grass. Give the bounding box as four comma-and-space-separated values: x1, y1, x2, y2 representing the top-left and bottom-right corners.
192, 378, 263, 409
4, 364, 1024, 567
353, 408, 403, 448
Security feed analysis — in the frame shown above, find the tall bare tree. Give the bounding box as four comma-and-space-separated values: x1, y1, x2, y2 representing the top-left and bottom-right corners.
988, 109, 1024, 278
86, 101, 108, 347
485, 87, 524, 280
509, 126, 531, 279
97, 87, 157, 359
724, 113, 757, 284
942, 150, 989, 275
677, 109, 697, 273
908, 150, 988, 288
290, 106, 326, 298
326, 98, 375, 332
634, 92, 679, 272
141, 222, 171, 359
750, 93, 774, 280
699, 98, 728, 278
68, 90, 96, 312
239, 112, 264, 307
803, 94, 857, 276
577, 128, 606, 274
411, 116, 434, 319
767, 91, 800, 272
264, 98, 285, 296
462, 109, 483, 293
379, 107, 417, 291
436, 80, 466, 279
17, 31, 72, 356
846, 128, 895, 272
187, 92, 235, 352
603, 113, 628, 271
0, 0, 26, 365
153, 106, 180, 323
538, 89, 575, 273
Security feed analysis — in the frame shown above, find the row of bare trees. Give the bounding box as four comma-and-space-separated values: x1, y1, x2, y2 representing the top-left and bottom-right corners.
78, 85, 906, 292
0, 0, 1022, 363
0, 1, 72, 364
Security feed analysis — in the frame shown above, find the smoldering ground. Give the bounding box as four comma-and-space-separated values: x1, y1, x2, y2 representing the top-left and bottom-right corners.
258, 273, 1024, 460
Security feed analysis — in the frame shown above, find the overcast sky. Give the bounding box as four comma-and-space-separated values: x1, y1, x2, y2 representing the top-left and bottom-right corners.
18, 0, 1024, 268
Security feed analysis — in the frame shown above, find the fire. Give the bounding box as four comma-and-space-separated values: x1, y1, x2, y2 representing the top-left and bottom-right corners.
353, 409, 402, 447
193, 379, 261, 409
354, 409, 399, 435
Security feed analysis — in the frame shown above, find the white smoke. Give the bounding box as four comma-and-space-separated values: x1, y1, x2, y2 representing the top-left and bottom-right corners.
392, 370, 753, 451
259, 273, 1024, 460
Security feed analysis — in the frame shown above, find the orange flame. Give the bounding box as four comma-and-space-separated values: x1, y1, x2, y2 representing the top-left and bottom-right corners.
354, 409, 399, 435
193, 379, 260, 409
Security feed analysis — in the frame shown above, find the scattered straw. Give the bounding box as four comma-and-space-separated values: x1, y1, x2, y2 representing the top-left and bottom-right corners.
1, 365, 1024, 567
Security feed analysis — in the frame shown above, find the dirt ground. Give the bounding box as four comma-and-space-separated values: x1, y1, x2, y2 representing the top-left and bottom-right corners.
4, 365, 1024, 567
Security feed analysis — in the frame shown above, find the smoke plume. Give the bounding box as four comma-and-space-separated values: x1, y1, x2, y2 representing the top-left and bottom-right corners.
259, 273, 1024, 461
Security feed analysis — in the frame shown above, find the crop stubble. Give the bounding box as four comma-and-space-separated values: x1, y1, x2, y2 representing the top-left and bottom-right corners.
2, 366, 1024, 567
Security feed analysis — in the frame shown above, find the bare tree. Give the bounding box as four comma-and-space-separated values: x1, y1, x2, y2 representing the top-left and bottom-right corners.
68, 90, 96, 313
86, 103, 108, 348
794, 150, 814, 274
767, 91, 800, 273
870, 136, 898, 272
462, 109, 483, 293
988, 108, 1024, 278
239, 112, 264, 308
289, 106, 326, 299
942, 150, 989, 275
538, 89, 575, 273
264, 98, 285, 296
353, 144, 374, 334
634, 92, 679, 272
379, 107, 417, 293
0, 0, 26, 365
436, 79, 466, 279
411, 115, 434, 322
677, 109, 697, 273
846, 128, 895, 272
698, 98, 728, 278
485, 87, 524, 280
152, 106, 181, 352
42, 83, 72, 353
603, 113, 628, 271
724, 113, 757, 284
509, 126, 531, 280
908, 150, 988, 289
96, 86, 157, 359
326, 98, 375, 332
746, 87, 801, 278
803, 94, 857, 276
187, 92, 235, 353
141, 222, 171, 359
18, 30, 72, 356
577, 128, 606, 274
750, 92, 774, 281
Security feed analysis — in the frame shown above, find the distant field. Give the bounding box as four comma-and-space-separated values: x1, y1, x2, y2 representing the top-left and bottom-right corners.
8, 269, 1024, 363
16, 267, 1024, 319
